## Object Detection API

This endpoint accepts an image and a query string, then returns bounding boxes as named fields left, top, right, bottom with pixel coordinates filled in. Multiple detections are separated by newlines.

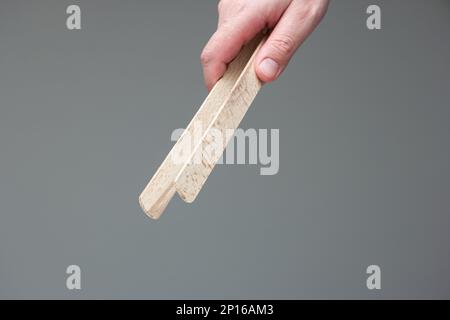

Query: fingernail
left=259, top=58, right=279, bottom=79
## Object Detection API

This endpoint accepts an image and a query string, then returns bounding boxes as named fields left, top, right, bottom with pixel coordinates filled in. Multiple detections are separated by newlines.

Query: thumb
left=255, top=0, right=328, bottom=83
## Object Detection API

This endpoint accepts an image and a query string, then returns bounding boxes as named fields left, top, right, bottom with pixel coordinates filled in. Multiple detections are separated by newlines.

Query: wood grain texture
left=139, top=33, right=266, bottom=219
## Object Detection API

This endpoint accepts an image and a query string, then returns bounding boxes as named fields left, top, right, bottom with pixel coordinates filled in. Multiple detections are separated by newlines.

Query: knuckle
left=200, top=48, right=212, bottom=65
left=219, top=0, right=247, bottom=16
left=301, top=0, right=328, bottom=22
left=269, top=34, right=296, bottom=57
left=308, top=4, right=325, bottom=21
left=217, top=0, right=226, bottom=12
left=218, top=0, right=234, bottom=14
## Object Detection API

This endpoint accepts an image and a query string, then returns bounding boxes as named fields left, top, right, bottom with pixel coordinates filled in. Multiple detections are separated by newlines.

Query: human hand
left=201, top=0, right=329, bottom=91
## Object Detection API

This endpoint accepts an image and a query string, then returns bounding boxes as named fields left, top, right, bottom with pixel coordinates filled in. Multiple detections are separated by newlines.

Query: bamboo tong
left=139, top=33, right=267, bottom=219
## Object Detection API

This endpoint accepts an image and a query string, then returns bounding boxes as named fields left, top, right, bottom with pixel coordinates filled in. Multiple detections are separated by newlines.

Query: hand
left=201, top=0, right=329, bottom=91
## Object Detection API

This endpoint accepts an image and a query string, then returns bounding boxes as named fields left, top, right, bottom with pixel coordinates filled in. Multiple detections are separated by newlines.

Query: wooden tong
left=139, top=33, right=267, bottom=219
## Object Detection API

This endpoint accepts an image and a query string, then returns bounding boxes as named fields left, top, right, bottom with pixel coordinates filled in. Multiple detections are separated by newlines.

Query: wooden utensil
left=139, top=33, right=267, bottom=219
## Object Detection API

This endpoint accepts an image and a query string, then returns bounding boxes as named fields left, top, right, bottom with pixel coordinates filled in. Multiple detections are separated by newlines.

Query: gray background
left=0, top=0, right=449, bottom=299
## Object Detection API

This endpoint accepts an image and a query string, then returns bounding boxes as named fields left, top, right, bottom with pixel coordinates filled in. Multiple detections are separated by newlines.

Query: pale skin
left=201, top=0, right=330, bottom=91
